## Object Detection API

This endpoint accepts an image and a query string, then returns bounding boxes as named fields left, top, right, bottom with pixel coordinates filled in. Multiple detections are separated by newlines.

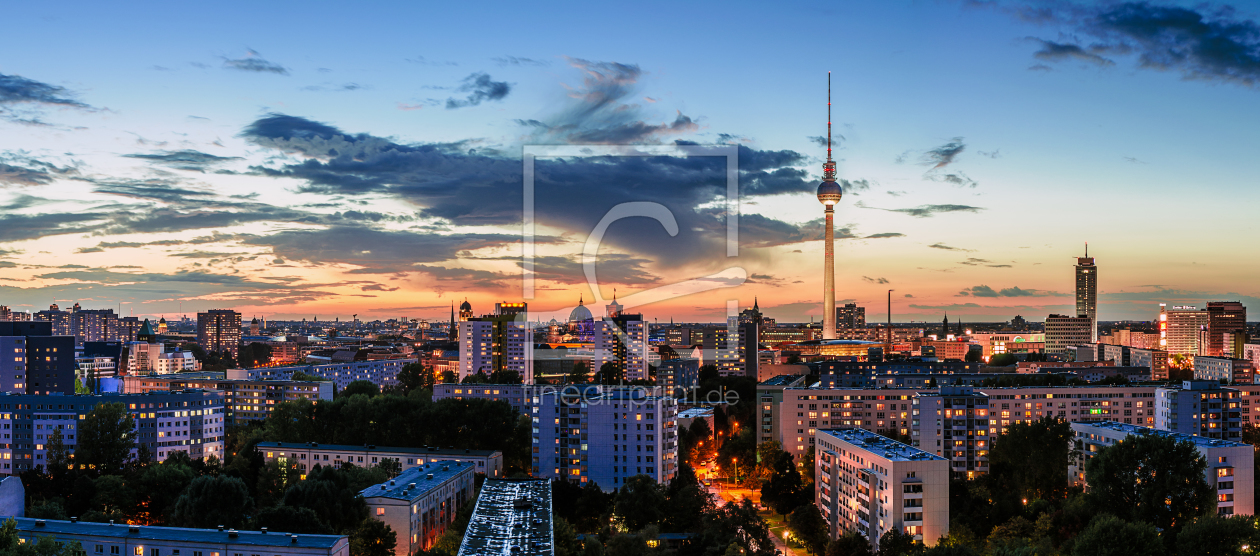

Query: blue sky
left=1, top=0, right=1258, bottom=323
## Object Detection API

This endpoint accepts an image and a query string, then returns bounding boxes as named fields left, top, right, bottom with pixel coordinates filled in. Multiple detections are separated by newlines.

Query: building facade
left=836, top=303, right=866, bottom=330
left=361, top=462, right=476, bottom=555
left=1070, top=421, right=1253, bottom=516
left=432, top=383, right=527, bottom=414
left=1075, top=250, right=1098, bottom=343
left=259, top=442, right=503, bottom=478
left=1155, top=381, right=1241, bottom=440
left=0, top=322, right=75, bottom=395
left=196, top=310, right=242, bottom=360
left=913, top=387, right=990, bottom=480
left=815, top=428, right=948, bottom=549
left=1194, top=356, right=1254, bottom=385
left=232, top=359, right=414, bottom=390
left=1206, top=302, right=1248, bottom=358
left=458, top=304, right=532, bottom=382
left=530, top=387, right=678, bottom=491
left=1164, top=305, right=1210, bottom=356
left=121, top=374, right=332, bottom=425
left=5, top=519, right=348, bottom=556
left=1044, top=315, right=1093, bottom=355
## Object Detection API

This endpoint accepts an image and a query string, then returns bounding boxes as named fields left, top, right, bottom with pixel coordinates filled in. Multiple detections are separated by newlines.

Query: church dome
left=459, top=299, right=472, bottom=312
left=569, top=303, right=593, bottom=322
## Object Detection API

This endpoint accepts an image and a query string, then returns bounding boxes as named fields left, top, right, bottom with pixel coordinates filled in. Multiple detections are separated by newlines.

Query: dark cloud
left=123, top=150, right=241, bottom=171
left=240, top=114, right=820, bottom=268
left=807, top=134, right=846, bottom=147
left=862, top=276, right=890, bottom=284
left=515, top=254, right=658, bottom=286
left=0, top=73, right=92, bottom=110
left=301, top=83, right=365, bottom=92
left=223, top=50, right=289, bottom=75
left=0, top=154, right=77, bottom=186
left=361, top=284, right=400, bottom=292
left=1017, top=2, right=1260, bottom=87
left=865, top=233, right=904, bottom=239
left=841, top=178, right=873, bottom=195
left=0, top=212, right=104, bottom=242
left=1032, top=39, right=1115, bottom=66
left=515, top=58, right=699, bottom=143
left=925, top=172, right=978, bottom=188
left=241, top=226, right=526, bottom=275
left=921, top=138, right=966, bottom=169
left=959, top=285, right=1068, bottom=298
left=929, top=243, right=969, bottom=251
left=492, top=56, right=550, bottom=67
left=445, top=73, right=511, bottom=109
left=860, top=202, right=985, bottom=218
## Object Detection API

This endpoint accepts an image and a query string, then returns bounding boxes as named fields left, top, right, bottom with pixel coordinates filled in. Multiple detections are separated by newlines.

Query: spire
left=753, top=297, right=759, bottom=310
left=579, top=294, right=584, bottom=305
left=823, top=72, right=837, bottom=183
left=1085, top=242, right=1088, bottom=258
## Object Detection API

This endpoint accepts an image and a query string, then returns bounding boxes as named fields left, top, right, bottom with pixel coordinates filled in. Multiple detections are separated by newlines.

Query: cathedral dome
left=569, top=303, right=593, bottom=322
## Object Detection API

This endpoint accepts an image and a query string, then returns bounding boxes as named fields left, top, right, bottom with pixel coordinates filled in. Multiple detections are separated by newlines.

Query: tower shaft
left=823, top=205, right=836, bottom=340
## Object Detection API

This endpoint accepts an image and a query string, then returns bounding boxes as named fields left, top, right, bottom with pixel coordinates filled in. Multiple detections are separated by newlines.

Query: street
left=703, top=481, right=803, bottom=556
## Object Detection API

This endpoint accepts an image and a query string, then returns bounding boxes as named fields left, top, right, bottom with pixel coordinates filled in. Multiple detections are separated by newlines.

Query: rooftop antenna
left=1085, top=242, right=1088, bottom=258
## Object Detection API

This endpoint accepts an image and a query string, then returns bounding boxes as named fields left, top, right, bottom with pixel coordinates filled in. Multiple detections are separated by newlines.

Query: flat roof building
left=3, top=518, right=348, bottom=556
left=815, top=429, right=948, bottom=550
left=1155, top=381, right=1241, bottom=440
left=1071, top=421, right=1253, bottom=516
left=458, top=479, right=553, bottom=556
left=360, top=462, right=476, bottom=555
left=257, top=442, right=503, bottom=479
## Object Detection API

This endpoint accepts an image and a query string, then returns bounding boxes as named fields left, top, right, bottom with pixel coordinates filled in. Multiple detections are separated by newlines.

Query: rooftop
left=258, top=441, right=500, bottom=457
left=8, top=518, right=345, bottom=548
left=360, top=461, right=473, bottom=500
left=819, top=428, right=946, bottom=462
left=760, top=374, right=805, bottom=386
left=1073, top=421, right=1250, bottom=449
left=677, top=408, right=714, bottom=419
left=458, top=479, right=553, bottom=556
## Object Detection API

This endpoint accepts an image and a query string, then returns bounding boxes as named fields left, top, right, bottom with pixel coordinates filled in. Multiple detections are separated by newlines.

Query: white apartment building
left=593, top=317, right=648, bottom=382
left=458, top=315, right=532, bottom=383
left=816, top=428, right=949, bottom=549
left=360, top=462, right=476, bottom=555
left=1071, top=421, right=1253, bottom=516
left=913, top=387, right=991, bottom=479
left=1194, top=356, right=1254, bottom=385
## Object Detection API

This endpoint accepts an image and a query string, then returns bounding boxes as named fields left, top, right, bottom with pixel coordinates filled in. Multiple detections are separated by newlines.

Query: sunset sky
left=1, top=0, right=1258, bottom=324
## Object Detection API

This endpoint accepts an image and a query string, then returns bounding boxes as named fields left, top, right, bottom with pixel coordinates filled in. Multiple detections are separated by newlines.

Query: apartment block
left=121, top=374, right=333, bottom=425
left=530, top=386, right=677, bottom=491
left=1045, top=315, right=1093, bottom=355
left=815, top=428, right=948, bottom=549
left=232, top=359, right=414, bottom=390
left=196, top=310, right=241, bottom=360
left=1156, top=381, right=1241, bottom=439
left=6, top=519, right=348, bottom=556
left=0, top=321, right=75, bottom=395
left=258, top=441, right=504, bottom=478
left=1071, top=421, right=1253, bottom=516
left=1194, top=356, right=1254, bottom=385
left=772, top=385, right=1159, bottom=464
left=913, top=387, right=990, bottom=479
left=0, top=390, right=225, bottom=473
left=360, top=462, right=476, bottom=555
left=433, top=383, right=527, bottom=414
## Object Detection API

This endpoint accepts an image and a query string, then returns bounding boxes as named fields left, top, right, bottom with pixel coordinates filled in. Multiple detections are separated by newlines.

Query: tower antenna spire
left=824, top=72, right=836, bottom=182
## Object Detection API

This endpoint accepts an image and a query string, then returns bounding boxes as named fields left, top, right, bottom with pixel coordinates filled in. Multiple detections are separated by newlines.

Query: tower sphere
left=817, top=181, right=843, bottom=205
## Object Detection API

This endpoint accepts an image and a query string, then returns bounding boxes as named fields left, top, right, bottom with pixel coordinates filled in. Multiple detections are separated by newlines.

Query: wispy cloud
left=223, top=50, right=289, bottom=75
left=859, top=201, right=985, bottom=218
left=959, top=285, right=1065, bottom=297
left=492, top=56, right=550, bottom=67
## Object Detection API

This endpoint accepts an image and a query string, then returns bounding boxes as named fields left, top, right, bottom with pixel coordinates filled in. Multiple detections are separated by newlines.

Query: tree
left=291, top=371, right=330, bottom=382
left=826, top=532, right=873, bottom=556
left=440, top=370, right=458, bottom=384
left=596, top=362, right=623, bottom=385
left=614, top=474, right=666, bottom=531
left=254, top=505, right=332, bottom=534
left=1084, top=433, right=1213, bottom=533
left=135, top=460, right=197, bottom=523
left=45, top=428, right=69, bottom=479
left=567, top=363, right=590, bottom=384
left=877, top=529, right=923, bottom=556
left=789, top=503, right=830, bottom=555
left=699, top=364, right=720, bottom=383
left=572, top=480, right=614, bottom=533
left=1069, top=514, right=1163, bottom=556
left=1174, top=513, right=1258, bottom=556
left=488, top=369, right=522, bottom=384
left=239, top=342, right=274, bottom=368
left=77, top=403, right=136, bottom=474
left=553, top=517, right=582, bottom=556
left=284, top=466, right=370, bottom=533
left=171, top=475, right=254, bottom=529
left=760, top=441, right=808, bottom=515
left=340, top=380, right=380, bottom=398
left=396, top=363, right=431, bottom=394
left=988, top=416, right=1076, bottom=503
left=663, top=464, right=712, bottom=532
left=349, top=519, right=397, bottom=556
left=988, top=353, right=1018, bottom=367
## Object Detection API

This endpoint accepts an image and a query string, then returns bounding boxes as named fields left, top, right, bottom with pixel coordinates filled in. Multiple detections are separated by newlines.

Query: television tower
left=818, top=72, right=844, bottom=340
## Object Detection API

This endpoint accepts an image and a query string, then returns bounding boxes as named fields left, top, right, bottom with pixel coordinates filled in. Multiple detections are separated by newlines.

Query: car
left=703, top=480, right=711, bottom=487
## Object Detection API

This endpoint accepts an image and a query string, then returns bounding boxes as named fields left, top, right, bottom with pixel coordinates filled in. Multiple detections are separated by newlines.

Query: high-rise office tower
left=197, top=309, right=242, bottom=360
left=1206, top=301, right=1247, bottom=358
left=817, top=74, right=843, bottom=340
left=1164, top=305, right=1211, bottom=355
left=1045, top=314, right=1093, bottom=354
left=1075, top=245, right=1098, bottom=342
left=836, top=303, right=866, bottom=329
